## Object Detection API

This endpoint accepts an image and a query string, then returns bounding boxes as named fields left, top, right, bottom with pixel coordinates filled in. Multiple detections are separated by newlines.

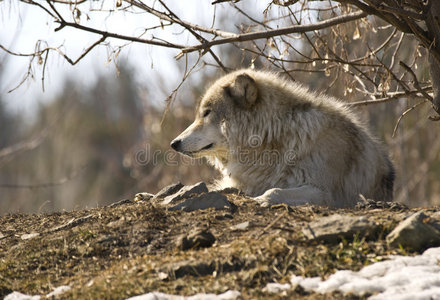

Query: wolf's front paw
left=253, top=188, right=282, bottom=207
left=134, top=192, right=154, bottom=202
left=253, top=195, right=270, bottom=207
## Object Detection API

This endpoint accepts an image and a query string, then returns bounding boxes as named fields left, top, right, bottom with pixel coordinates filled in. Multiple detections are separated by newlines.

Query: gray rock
left=162, top=260, right=214, bottom=278
left=49, top=214, right=93, bottom=233
left=302, top=214, right=378, bottom=243
left=215, top=187, right=241, bottom=195
left=386, top=211, right=440, bottom=251
left=153, top=182, right=184, bottom=199
left=162, top=181, right=208, bottom=205
left=161, top=258, right=244, bottom=279
left=134, top=192, right=154, bottom=202
left=169, top=192, right=231, bottom=212
left=177, top=229, right=216, bottom=250
left=108, top=198, right=132, bottom=207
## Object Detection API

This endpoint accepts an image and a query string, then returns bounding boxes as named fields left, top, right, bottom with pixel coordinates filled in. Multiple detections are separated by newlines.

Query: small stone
left=153, top=182, right=184, bottom=199
left=158, top=272, right=168, bottom=280
left=21, top=233, right=40, bottom=240
left=215, top=213, right=234, bottom=220
left=169, top=192, right=231, bottom=212
left=230, top=221, right=250, bottom=231
left=163, top=182, right=208, bottom=205
left=386, top=211, right=440, bottom=251
left=106, top=216, right=125, bottom=228
left=134, top=192, right=154, bottom=202
left=302, top=214, right=378, bottom=243
left=177, top=229, right=216, bottom=250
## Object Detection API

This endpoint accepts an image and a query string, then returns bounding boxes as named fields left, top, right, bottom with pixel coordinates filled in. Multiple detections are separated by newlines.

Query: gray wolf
left=170, top=69, right=394, bottom=207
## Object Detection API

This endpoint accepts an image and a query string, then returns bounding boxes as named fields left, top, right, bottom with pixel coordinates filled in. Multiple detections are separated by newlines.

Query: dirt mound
left=0, top=192, right=435, bottom=299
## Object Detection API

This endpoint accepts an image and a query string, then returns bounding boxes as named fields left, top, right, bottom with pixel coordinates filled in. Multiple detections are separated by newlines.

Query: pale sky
left=0, top=1, right=248, bottom=115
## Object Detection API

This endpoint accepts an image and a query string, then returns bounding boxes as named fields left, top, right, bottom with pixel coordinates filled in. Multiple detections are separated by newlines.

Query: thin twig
left=256, top=210, right=288, bottom=239
left=160, top=54, right=203, bottom=125
left=157, top=0, right=227, bottom=71
left=350, top=28, right=398, bottom=63
left=392, top=100, right=427, bottom=137
left=127, top=0, right=238, bottom=39
left=49, top=0, right=87, bottom=4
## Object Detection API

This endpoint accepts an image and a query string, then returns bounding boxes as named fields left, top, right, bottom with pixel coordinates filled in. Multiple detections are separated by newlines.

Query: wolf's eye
left=202, top=109, right=211, bottom=118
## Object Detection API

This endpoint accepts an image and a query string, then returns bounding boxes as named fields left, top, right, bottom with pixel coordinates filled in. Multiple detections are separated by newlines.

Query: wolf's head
left=170, top=71, right=259, bottom=161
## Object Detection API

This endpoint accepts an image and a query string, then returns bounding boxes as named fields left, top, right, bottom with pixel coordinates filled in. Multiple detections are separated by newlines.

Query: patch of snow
left=46, top=285, right=71, bottom=298
left=126, top=290, right=240, bottom=300
left=288, top=247, right=440, bottom=299
left=5, top=285, right=71, bottom=300
left=4, top=292, right=40, bottom=300
left=262, top=283, right=291, bottom=294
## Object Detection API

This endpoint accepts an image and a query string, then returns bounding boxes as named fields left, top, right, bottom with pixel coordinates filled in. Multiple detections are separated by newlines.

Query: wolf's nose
left=170, top=139, right=181, bottom=151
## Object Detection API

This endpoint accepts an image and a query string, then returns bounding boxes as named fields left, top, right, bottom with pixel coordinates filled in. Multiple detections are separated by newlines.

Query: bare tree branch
left=0, top=165, right=86, bottom=189
left=350, top=88, right=433, bottom=106
left=0, top=128, right=49, bottom=161
left=54, top=19, right=185, bottom=49
left=178, top=10, right=367, bottom=55
left=377, top=3, right=424, bottom=20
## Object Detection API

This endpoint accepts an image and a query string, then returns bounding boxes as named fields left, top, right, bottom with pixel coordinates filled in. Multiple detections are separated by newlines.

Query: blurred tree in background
left=1, top=0, right=440, bottom=213
left=0, top=64, right=219, bottom=213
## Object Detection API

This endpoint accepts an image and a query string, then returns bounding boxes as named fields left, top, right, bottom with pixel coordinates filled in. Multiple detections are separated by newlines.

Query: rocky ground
left=1, top=183, right=440, bottom=299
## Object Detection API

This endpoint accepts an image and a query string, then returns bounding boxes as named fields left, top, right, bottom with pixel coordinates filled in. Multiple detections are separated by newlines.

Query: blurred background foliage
left=0, top=60, right=222, bottom=214
left=1, top=2, right=440, bottom=214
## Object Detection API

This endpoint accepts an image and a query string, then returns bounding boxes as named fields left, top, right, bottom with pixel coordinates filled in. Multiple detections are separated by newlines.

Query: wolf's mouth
left=181, top=143, right=214, bottom=157
left=201, top=143, right=214, bottom=151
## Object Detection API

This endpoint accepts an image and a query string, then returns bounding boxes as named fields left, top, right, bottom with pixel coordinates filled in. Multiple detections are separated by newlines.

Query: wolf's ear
left=226, top=74, right=258, bottom=108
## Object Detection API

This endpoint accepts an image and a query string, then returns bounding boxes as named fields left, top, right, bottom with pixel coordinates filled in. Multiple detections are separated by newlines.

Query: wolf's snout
left=170, top=139, right=181, bottom=151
